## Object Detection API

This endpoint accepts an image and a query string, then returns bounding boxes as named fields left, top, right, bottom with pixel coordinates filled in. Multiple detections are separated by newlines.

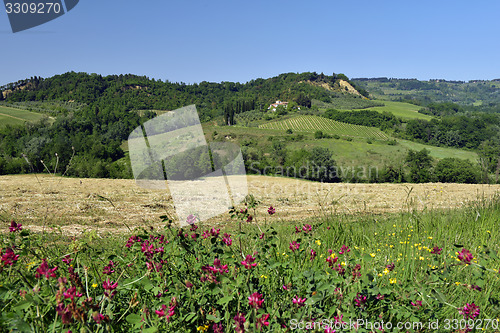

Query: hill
left=1, top=72, right=374, bottom=122
left=0, top=71, right=498, bottom=184
left=352, top=77, right=500, bottom=112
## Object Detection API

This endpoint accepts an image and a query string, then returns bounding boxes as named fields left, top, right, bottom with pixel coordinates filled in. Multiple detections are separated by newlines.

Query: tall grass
left=1, top=195, right=499, bottom=332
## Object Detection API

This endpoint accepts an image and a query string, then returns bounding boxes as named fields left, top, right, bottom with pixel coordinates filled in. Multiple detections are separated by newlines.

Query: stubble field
left=1, top=174, right=499, bottom=235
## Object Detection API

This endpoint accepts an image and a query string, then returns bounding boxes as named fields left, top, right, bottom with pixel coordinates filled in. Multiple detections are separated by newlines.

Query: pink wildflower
left=222, top=233, right=232, bottom=246
left=339, top=245, right=350, bottom=254
left=9, top=220, right=22, bottom=233
left=292, top=296, right=306, bottom=307
left=457, top=248, right=474, bottom=263
left=354, top=293, right=367, bottom=307
left=102, top=279, right=118, bottom=299
left=186, top=214, right=198, bottom=225
left=257, top=314, right=270, bottom=330
left=1, top=247, right=20, bottom=266
left=411, top=300, right=423, bottom=310
left=234, top=313, right=246, bottom=333
left=35, top=259, right=58, bottom=279
left=430, top=246, right=442, bottom=254
left=459, top=303, right=480, bottom=319
left=289, top=241, right=300, bottom=252
left=241, top=254, right=257, bottom=269
left=102, top=260, right=115, bottom=275
left=63, top=286, right=82, bottom=300
left=212, top=323, right=224, bottom=333
left=248, top=292, right=264, bottom=309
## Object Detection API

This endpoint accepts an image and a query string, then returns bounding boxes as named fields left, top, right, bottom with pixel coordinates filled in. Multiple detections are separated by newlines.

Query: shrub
left=434, top=158, right=480, bottom=183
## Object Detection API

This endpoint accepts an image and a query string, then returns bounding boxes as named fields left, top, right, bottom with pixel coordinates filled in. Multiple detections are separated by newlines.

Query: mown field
left=1, top=174, right=500, bottom=332
left=0, top=105, right=46, bottom=127
left=1, top=174, right=498, bottom=234
left=258, top=115, right=390, bottom=140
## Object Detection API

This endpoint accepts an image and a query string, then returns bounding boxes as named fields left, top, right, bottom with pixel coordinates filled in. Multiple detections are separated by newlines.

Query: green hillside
left=0, top=105, right=46, bottom=127
left=202, top=123, right=478, bottom=170
left=352, top=78, right=500, bottom=112
left=352, top=101, right=432, bottom=120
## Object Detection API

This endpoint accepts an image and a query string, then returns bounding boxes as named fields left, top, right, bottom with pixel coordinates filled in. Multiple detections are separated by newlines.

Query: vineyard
left=259, top=115, right=390, bottom=139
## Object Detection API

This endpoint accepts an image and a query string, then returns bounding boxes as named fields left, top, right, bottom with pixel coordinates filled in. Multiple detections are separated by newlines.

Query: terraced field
left=259, top=115, right=390, bottom=139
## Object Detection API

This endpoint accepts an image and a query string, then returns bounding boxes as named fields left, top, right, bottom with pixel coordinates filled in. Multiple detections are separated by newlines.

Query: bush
left=386, top=139, right=397, bottom=146
left=434, top=158, right=480, bottom=183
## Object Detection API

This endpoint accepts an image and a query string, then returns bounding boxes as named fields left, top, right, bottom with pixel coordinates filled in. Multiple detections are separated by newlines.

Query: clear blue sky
left=1, top=0, right=500, bottom=86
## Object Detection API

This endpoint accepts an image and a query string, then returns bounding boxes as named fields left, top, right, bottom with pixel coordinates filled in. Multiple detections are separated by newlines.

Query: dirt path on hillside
left=1, top=174, right=499, bottom=235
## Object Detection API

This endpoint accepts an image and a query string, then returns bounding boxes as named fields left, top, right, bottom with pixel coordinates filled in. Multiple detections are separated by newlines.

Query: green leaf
left=126, top=313, right=142, bottom=324
left=206, top=314, right=220, bottom=322
left=13, top=300, right=32, bottom=312
left=143, top=328, right=158, bottom=333
left=431, top=289, right=447, bottom=303
left=217, top=295, right=233, bottom=305
left=184, top=312, right=197, bottom=322
left=317, top=283, right=330, bottom=292
left=142, top=278, right=153, bottom=291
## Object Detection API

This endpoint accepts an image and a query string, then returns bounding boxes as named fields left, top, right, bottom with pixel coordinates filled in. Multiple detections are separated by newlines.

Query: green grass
left=286, top=137, right=478, bottom=168
left=258, top=115, right=390, bottom=140
left=353, top=101, right=433, bottom=120
left=398, top=139, right=478, bottom=161
left=0, top=105, right=46, bottom=127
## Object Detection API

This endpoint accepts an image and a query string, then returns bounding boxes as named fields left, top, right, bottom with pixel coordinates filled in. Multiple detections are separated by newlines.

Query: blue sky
left=1, top=1, right=500, bottom=86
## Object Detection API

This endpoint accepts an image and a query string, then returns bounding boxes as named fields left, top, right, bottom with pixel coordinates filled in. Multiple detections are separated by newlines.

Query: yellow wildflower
left=197, top=325, right=210, bottom=331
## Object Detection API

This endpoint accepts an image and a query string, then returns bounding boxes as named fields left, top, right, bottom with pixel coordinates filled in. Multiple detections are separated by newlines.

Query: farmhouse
left=268, top=100, right=289, bottom=111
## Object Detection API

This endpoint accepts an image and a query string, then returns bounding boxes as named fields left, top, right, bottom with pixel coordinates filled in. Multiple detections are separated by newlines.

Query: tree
left=307, top=147, right=340, bottom=182
left=314, top=130, right=324, bottom=139
left=405, top=149, right=434, bottom=183
left=295, top=94, right=311, bottom=108
left=272, top=141, right=287, bottom=166
left=434, top=158, right=479, bottom=183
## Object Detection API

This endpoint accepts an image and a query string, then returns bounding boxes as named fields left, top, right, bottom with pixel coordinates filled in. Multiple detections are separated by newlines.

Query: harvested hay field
left=1, top=174, right=499, bottom=235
